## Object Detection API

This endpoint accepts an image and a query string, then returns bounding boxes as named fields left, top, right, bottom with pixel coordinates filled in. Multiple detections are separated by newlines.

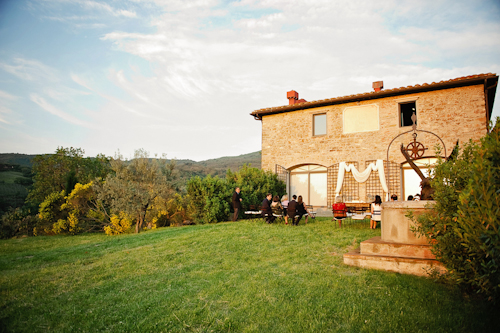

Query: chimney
left=373, top=81, right=384, bottom=92
left=287, top=90, right=299, bottom=105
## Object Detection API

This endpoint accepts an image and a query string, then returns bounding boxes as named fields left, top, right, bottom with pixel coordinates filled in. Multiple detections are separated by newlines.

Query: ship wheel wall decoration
left=405, top=133, right=428, bottom=159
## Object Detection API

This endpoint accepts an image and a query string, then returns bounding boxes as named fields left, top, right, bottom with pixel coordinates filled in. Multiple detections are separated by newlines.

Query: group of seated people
left=332, top=195, right=382, bottom=229
left=261, top=194, right=314, bottom=225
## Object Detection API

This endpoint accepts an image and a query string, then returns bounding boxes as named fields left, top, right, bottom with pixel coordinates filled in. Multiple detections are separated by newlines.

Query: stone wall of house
left=260, top=84, right=487, bottom=203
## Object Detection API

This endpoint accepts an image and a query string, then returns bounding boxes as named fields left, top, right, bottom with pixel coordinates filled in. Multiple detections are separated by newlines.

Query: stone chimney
left=373, top=81, right=384, bottom=92
left=287, top=90, right=306, bottom=105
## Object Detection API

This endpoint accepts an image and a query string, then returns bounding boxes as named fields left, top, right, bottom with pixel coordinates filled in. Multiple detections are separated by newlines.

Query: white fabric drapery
left=335, top=159, right=388, bottom=197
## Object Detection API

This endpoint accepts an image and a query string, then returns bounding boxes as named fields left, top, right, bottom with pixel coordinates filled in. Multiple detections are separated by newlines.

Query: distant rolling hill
left=0, top=151, right=261, bottom=178
left=0, top=153, right=37, bottom=167
left=172, top=151, right=261, bottom=188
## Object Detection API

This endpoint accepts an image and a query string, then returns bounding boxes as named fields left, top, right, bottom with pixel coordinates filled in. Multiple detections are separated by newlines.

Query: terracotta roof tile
left=251, top=73, right=498, bottom=118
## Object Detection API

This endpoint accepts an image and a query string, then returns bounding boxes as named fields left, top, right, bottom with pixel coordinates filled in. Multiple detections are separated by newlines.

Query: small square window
left=313, top=114, right=327, bottom=136
left=400, top=102, right=416, bottom=127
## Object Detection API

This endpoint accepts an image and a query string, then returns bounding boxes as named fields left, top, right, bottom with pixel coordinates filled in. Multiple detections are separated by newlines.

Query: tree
left=27, top=147, right=111, bottom=206
left=412, top=118, right=500, bottom=302
left=99, top=149, right=177, bottom=233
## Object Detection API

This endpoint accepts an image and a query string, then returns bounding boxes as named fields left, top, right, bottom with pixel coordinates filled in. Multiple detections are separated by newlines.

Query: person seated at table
left=261, top=193, right=275, bottom=223
left=271, top=195, right=283, bottom=217
left=370, top=195, right=382, bottom=229
left=407, top=195, right=414, bottom=201
left=281, top=195, right=289, bottom=224
left=296, top=195, right=312, bottom=225
left=287, top=195, right=298, bottom=225
left=391, top=194, right=398, bottom=201
left=332, top=197, right=347, bottom=227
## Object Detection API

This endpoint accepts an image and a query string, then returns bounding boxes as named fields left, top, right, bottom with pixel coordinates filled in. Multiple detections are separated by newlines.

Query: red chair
left=332, top=202, right=347, bottom=227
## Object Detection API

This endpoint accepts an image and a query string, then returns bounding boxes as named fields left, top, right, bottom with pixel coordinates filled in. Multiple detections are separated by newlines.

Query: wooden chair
left=332, top=202, right=347, bottom=227
left=306, top=205, right=316, bottom=218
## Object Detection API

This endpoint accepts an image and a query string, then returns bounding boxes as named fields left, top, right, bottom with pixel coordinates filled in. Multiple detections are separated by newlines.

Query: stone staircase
left=343, top=236, right=445, bottom=276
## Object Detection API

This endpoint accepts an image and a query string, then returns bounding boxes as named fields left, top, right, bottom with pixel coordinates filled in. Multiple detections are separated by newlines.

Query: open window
left=400, top=101, right=416, bottom=127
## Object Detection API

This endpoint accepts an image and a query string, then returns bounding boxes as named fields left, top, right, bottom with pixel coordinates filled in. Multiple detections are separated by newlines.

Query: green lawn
left=0, top=218, right=497, bottom=332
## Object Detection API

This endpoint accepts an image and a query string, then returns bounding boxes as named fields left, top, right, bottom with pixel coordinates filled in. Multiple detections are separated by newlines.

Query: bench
left=244, top=205, right=262, bottom=219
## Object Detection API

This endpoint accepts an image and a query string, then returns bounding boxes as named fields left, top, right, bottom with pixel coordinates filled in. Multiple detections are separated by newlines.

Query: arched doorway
left=402, top=157, right=438, bottom=199
left=289, top=164, right=327, bottom=207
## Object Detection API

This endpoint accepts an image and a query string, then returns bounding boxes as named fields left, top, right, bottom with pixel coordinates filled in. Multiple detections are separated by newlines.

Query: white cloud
left=0, top=90, right=20, bottom=124
left=0, top=58, right=57, bottom=82
left=71, top=72, right=149, bottom=117
left=0, top=106, right=12, bottom=124
left=30, top=94, right=94, bottom=128
left=77, top=0, right=137, bottom=18
left=0, top=90, right=19, bottom=101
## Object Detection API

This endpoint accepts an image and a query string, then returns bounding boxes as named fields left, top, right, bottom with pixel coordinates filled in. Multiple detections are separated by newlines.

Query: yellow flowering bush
left=104, top=212, right=133, bottom=235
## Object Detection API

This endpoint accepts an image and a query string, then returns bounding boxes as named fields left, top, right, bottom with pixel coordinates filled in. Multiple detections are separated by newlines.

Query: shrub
left=187, top=175, right=231, bottom=224
left=104, top=212, right=133, bottom=235
left=413, top=118, right=500, bottom=302
left=186, top=166, right=286, bottom=223
left=149, top=193, right=190, bottom=228
left=226, top=164, right=286, bottom=215
left=0, top=208, right=38, bottom=238
left=52, top=212, right=81, bottom=235
left=37, top=191, right=66, bottom=235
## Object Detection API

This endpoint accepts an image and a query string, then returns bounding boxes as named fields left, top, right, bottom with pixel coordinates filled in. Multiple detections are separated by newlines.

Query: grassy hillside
left=0, top=218, right=496, bottom=332
left=0, top=153, right=37, bottom=167
left=0, top=171, right=25, bottom=184
left=0, top=171, right=30, bottom=212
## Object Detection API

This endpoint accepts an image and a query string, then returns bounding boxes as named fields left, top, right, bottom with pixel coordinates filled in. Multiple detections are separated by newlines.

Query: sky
left=0, top=0, right=499, bottom=161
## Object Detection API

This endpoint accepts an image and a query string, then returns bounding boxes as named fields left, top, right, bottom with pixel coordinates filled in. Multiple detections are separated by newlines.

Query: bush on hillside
left=0, top=207, right=38, bottom=239
left=187, top=175, right=231, bottom=224
left=412, top=118, right=500, bottom=302
left=226, top=164, right=286, bottom=213
left=187, top=166, right=286, bottom=223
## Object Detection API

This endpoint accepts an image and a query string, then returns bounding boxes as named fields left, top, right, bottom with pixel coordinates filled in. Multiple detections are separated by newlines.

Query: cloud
left=0, top=106, right=12, bottom=124
left=71, top=73, right=147, bottom=116
left=0, top=90, right=19, bottom=124
left=78, top=0, right=137, bottom=18
left=0, top=90, right=19, bottom=101
left=0, top=58, right=57, bottom=82
left=30, top=94, right=94, bottom=128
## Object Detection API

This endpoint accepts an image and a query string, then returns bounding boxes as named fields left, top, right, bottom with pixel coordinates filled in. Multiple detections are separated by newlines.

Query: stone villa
left=250, top=73, right=498, bottom=211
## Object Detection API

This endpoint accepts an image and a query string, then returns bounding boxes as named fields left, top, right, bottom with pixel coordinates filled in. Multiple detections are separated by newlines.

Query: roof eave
left=251, top=74, right=499, bottom=119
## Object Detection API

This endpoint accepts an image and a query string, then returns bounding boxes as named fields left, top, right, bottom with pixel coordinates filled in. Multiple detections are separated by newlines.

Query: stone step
left=343, top=248, right=445, bottom=277
left=360, top=236, right=435, bottom=259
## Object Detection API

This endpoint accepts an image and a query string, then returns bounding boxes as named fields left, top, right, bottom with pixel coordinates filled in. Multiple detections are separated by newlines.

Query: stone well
left=343, top=200, right=446, bottom=276
left=381, top=200, right=433, bottom=245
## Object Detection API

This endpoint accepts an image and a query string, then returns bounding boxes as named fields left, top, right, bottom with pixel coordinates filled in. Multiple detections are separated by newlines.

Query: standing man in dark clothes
left=232, top=187, right=242, bottom=221
left=287, top=195, right=298, bottom=225
left=261, top=193, right=275, bottom=223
